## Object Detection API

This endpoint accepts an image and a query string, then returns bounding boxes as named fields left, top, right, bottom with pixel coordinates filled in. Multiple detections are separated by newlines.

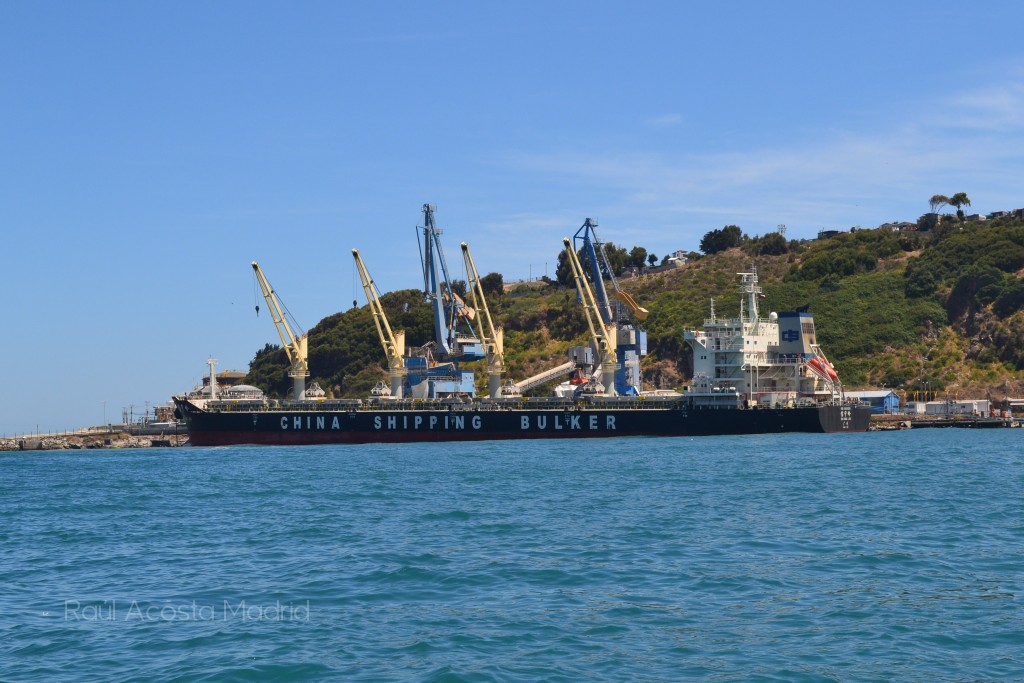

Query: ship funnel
left=776, top=311, right=816, bottom=356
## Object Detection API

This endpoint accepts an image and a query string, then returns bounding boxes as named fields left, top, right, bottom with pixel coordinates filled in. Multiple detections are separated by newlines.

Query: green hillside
left=247, top=214, right=1024, bottom=401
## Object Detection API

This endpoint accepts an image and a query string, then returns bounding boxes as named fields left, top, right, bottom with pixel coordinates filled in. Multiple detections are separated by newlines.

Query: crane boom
left=251, top=261, right=309, bottom=399
left=460, top=241, right=505, bottom=398
left=562, top=237, right=618, bottom=396
left=613, top=290, right=650, bottom=320
left=574, top=217, right=649, bottom=322
left=571, top=218, right=647, bottom=395
left=575, top=218, right=614, bottom=325
left=419, top=204, right=483, bottom=362
left=352, top=249, right=406, bottom=399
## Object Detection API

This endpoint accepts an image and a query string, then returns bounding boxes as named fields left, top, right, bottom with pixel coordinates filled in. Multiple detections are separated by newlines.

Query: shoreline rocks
left=0, top=433, right=189, bottom=452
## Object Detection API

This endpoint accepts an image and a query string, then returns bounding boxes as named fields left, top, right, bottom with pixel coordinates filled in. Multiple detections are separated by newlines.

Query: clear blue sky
left=3, top=2, right=1024, bottom=435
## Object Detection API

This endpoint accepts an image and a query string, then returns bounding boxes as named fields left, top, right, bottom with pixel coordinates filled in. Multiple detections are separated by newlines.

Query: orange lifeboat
left=808, top=356, right=839, bottom=381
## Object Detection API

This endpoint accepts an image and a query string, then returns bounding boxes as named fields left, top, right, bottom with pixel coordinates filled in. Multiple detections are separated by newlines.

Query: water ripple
left=1, top=430, right=1022, bottom=681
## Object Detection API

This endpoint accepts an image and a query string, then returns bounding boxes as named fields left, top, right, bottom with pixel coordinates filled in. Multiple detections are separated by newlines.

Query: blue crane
left=405, top=204, right=484, bottom=398
left=571, top=218, right=648, bottom=395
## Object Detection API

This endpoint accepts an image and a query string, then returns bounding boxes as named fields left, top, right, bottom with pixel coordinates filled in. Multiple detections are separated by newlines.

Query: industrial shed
left=845, top=390, right=901, bottom=414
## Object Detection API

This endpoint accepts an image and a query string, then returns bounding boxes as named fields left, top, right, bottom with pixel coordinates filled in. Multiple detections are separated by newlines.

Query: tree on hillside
left=699, top=225, right=745, bottom=255
left=629, top=246, right=648, bottom=269
left=757, top=231, right=789, bottom=256
left=446, top=279, right=467, bottom=299
left=555, top=247, right=576, bottom=287
left=917, top=213, right=939, bottom=232
left=480, top=272, right=504, bottom=300
left=929, top=194, right=950, bottom=214
left=647, top=253, right=658, bottom=267
left=556, top=237, right=650, bottom=285
left=600, top=241, right=629, bottom=275
left=950, top=192, right=971, bottom=219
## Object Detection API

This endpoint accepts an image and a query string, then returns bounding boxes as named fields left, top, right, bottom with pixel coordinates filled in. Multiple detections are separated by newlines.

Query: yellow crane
left=562, top=237, right=618, bottom=396
left=460, top=242, right=505, bottom=398
left=613, top=289, right=649, bottom=321
left=352, top=249, right=406, bottom=398
left=251, top=261, right=310, bottom=400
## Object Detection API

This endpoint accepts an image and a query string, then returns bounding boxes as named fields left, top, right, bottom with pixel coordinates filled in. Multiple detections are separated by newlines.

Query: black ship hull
left=174, top=397, right=871, bottom=446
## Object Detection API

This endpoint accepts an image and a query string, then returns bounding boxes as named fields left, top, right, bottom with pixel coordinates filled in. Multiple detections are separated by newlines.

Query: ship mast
left=207, top=358, right=218, bottom=400
left=738, top=267, right=762, bottom=327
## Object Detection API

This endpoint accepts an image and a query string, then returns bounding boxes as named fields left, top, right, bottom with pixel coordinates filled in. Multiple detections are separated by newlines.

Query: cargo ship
left=174, top=393, right=866, bottom=446
left=173, top=210, right=871, bottom=445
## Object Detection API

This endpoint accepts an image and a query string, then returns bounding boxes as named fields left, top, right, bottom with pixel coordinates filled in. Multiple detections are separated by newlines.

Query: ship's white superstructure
left=684, top=269, right=841, bottom=407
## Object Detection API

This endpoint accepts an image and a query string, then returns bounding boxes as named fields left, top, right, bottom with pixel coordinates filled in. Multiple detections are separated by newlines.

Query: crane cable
left=253, top=269, right=260, bottom=317
left=252, top=264, right=305, bottom=336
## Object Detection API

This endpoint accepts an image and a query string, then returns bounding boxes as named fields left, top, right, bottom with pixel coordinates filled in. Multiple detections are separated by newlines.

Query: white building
left=923, top=400, right=990, bottom=416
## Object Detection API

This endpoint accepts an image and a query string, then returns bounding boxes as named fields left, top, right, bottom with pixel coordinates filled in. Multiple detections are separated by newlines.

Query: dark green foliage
left=904, top=223, right=1024, bottom=307
left=905, top=267, right=938, bottom=298
left=755, top=232, right=788, bottom=256
left=628, top=246, right=648, bottom=268
left=880, top=367, right=915, bottom=388
left=799, top=272, right=947, bottom=370
left=555, top=240, right=634, bottom=288
left=448, top=279, right=467, bottom=299
left=897, top=231, right=923, bottom=252
left=766, top=269, right=947, bottom=385
left=784, top=229, right=913, bottom=282
left=792, top=250, right=877, bottom=280
left=947, top=265, right=1004, bottom=320
left=480, top=272, right=504, bottom=300
left=555, top=249, right=573, bottom=286
left=990, top=317, right=1024, bottom=368
left=994, top=280, right=1024, bottom=318
left=247, top=343, right=289, bottom=396
left=598, top=241, right=629, bottom=275
left=917, top=214, right=939, bottom=231
left=545, top=291, right=588, bottom=341
left=699, top=225, right=745, bottom=255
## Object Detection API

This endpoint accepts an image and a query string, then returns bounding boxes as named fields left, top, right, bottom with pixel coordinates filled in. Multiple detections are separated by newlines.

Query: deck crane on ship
left=352, top=249, right=406, bottom=399
left=251, top=261, right=310, bottom=400
left=563, top=236, right=618, bottom=397
left=570, top=219, right=648, bottom=395
left=409, top=204, right=485, bottom=399
left=461, top=241, right=512, bottom=399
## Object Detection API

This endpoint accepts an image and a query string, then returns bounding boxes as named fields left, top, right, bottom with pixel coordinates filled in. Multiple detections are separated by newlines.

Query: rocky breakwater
left=0, top=432, right=188, bottom=452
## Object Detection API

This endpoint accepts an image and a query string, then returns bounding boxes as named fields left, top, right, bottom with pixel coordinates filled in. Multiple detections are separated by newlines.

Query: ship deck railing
left=186, top=393, right=861, bottom=415
left=195, top=394, right=694, bottom=413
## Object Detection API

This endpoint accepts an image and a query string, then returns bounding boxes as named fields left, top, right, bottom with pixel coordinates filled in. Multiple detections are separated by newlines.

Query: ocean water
left=1, top=430, right=1022, bottom=682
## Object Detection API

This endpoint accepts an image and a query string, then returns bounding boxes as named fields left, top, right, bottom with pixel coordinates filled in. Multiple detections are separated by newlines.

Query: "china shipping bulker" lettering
left=276, top=413, right=618, bottom=432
